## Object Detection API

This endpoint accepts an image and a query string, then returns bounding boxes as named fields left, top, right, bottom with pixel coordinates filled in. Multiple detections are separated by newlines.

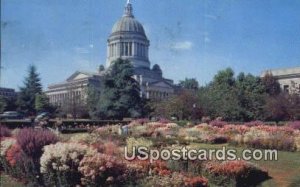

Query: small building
left=261, top=67, right=300, bottom=94
left=0, top=87, right=17, bottom=99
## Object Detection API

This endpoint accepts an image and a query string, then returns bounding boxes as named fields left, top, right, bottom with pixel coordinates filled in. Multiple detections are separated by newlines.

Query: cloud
left=204, top=14, right=218, bottom=20
left=204, top=36, right=211, bottom=43
left=74, top=46, right=90, bottom=54
left=171, top=41, right=193, bottom=50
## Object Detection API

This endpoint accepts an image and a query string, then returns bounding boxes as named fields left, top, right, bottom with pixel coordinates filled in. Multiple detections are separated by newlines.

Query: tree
left=236, top=73, right=266, bottom=121
left=17, top=65, right=42, bottom=115
left=86, top=85, right=101, bottom=119
left=208, top=68, right=242, bottom=121
left=98, top=58, right=142, bottom=119
left=261, top=73, right=281, bottom=96
left=35, top=93, right=51, bottom=113
left=151, top=90, right=202, bottom=120
left=179, top=78, right=199, bottom=90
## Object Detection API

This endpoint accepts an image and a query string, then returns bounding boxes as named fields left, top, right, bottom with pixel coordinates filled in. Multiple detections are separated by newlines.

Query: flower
left=0, top=138, right=16, bottom=156
left=40, top=142, right=97, bottom=173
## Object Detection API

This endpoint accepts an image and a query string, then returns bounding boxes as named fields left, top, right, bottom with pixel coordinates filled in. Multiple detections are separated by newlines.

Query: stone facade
left=261, top=67, right=300, bottom=94
left=46, top=1, right=175, bottom=105
left=46, top=71, right=103, bottom=106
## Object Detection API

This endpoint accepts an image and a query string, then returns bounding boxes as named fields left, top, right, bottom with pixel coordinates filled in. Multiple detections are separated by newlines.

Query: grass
left=190, top=143, right=300, bottom=187
left=0, top=174, right=24, bottom=187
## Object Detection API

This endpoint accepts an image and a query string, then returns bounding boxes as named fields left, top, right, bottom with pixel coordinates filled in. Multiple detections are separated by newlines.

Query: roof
left=261, top=67, right=300, bottom=78
left=111, top=2, right=146, bottom=37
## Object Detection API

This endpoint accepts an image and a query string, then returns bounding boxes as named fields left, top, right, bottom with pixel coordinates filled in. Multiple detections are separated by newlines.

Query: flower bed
left=2, top=120, right=298, bottom=186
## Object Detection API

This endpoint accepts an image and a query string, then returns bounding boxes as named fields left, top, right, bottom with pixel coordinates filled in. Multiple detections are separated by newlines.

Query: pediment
left=149, top=81, right=173, bottom=89
left=66, top=71, right=90, bottom=81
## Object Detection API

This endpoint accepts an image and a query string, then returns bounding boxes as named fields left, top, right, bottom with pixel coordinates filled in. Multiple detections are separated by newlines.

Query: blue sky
left=2, top=0, right=300, bottom=90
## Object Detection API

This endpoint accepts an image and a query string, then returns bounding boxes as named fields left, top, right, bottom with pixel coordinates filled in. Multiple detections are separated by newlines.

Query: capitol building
left=46, top=1, right=175, bottom=106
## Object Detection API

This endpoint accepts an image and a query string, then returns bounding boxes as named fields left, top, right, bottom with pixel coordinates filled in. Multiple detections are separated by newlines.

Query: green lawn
left=0, top=174, right=24, bottom=187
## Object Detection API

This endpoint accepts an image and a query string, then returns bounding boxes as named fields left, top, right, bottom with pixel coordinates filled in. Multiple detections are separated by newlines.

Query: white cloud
left=74, top=47, right=90, bottom=54
left=171, top=41, right=193, bottom=50
left=204, top=36, right=211, bottom=43
left=204, top=14, right=218, bottom=20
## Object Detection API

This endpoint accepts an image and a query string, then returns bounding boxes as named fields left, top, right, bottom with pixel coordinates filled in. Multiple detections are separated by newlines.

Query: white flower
left=0, top=138, right=16, bottom=156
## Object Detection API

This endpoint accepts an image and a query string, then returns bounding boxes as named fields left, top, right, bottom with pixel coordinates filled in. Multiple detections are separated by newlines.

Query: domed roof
left=111, top=17, right=146, bottom=36
left=111, top=2, right=146, bottom=37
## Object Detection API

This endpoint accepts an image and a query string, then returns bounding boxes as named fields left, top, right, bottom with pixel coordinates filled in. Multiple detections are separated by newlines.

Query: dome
left=111, top=16, right=146, bottom=37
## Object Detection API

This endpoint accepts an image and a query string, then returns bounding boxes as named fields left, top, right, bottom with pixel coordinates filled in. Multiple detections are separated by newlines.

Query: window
left=283, top=85, right=289, bottom=93
left=125, top=42, right=128, bottom=56
left=129, top=42, right=132, bottom=56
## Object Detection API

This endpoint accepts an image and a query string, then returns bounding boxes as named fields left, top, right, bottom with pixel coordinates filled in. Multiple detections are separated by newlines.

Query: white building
left=261, top=67, right=300, bottom=94
left=46, top=1, right=175, bottom=106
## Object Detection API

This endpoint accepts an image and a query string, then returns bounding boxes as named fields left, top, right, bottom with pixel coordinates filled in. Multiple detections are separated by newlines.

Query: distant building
left=45, top=70, right=103, bottom=106
left=0, top=87, right=17, bottom=99
left=261, top=67, right=300, bottom=94
left=46, top=1, right=175, bottom=106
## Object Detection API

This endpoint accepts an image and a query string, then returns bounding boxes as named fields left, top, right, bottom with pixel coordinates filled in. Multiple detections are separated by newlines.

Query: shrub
left=79, top=153, right=130, bottom=186
left=6, top=144, right=22, bottom=167
left=0, top=138, right=16, bottom=173
left=209, top=120, right=228, bottom=128
left=288, top=121, right=300, bottom=130
left=167, top=159, right=206, bottom=176
left=207, top=135, right=228, bottom=144
left=203, top=160, right=269, bottom=186
left=139, top=172, right=208, bottom=187
left=0, top=138, right=16, bottom=156
left=91, top=141, right=121, bottom=156
left=0, top=126, right=11, bottom=138
left=40, top=142, right=97, bottom=187
left=244, top=120, right=264, bottom=127
left=184, top=176, right=208, bottom=187
left=126, top=137, right=153, bottom=155
left=16, top=128, right=59, bottom=160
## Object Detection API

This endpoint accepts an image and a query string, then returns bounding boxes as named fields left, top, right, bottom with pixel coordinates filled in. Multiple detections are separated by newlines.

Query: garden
left=1, top=120, right=300, bottom=187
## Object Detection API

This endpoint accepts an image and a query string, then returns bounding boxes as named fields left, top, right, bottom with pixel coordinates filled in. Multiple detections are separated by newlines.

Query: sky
left=1, top=0, right=300, bottom=90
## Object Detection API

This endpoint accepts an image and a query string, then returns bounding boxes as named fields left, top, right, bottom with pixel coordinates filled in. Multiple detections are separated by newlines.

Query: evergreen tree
left=98, top=59, right=142, bottom=119
left=17, top=65, right=42, bottom=115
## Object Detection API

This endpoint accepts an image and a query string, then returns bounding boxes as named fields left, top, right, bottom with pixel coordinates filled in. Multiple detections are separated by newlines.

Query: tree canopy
left=96, top=59, right=143, bottom=119
left=17, top=65, right=43, bottom=115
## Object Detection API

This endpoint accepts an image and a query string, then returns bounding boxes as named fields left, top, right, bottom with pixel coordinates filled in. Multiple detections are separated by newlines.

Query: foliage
left=0, top=126, right=11, bottom=138
left=35, top=93, right=51, bottom=112
left=179, top=78, right=199, bottom=90
left=263, top=93, right=300, bottom=121
left=288, top=121, right=300, bottom=130
left=78, top=153, right=130, bottom=186
left=152, top=90, right=202, bottom=120
left=17, top=65, right=42, bottom=115
left=40, top=142, right=97, bottom=187
left=261, top=73, right=281, bottom=96
left=97, top=58, right=143, bottom=119
left=86, top=85, right=101, bottom=119
left=126, top=137, right=153, bottom=154
left=203, top=160, right=269, bottom=186
left=16, top=128, right=58, bottom=160
left=0, top=138, right=16, bottom=156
